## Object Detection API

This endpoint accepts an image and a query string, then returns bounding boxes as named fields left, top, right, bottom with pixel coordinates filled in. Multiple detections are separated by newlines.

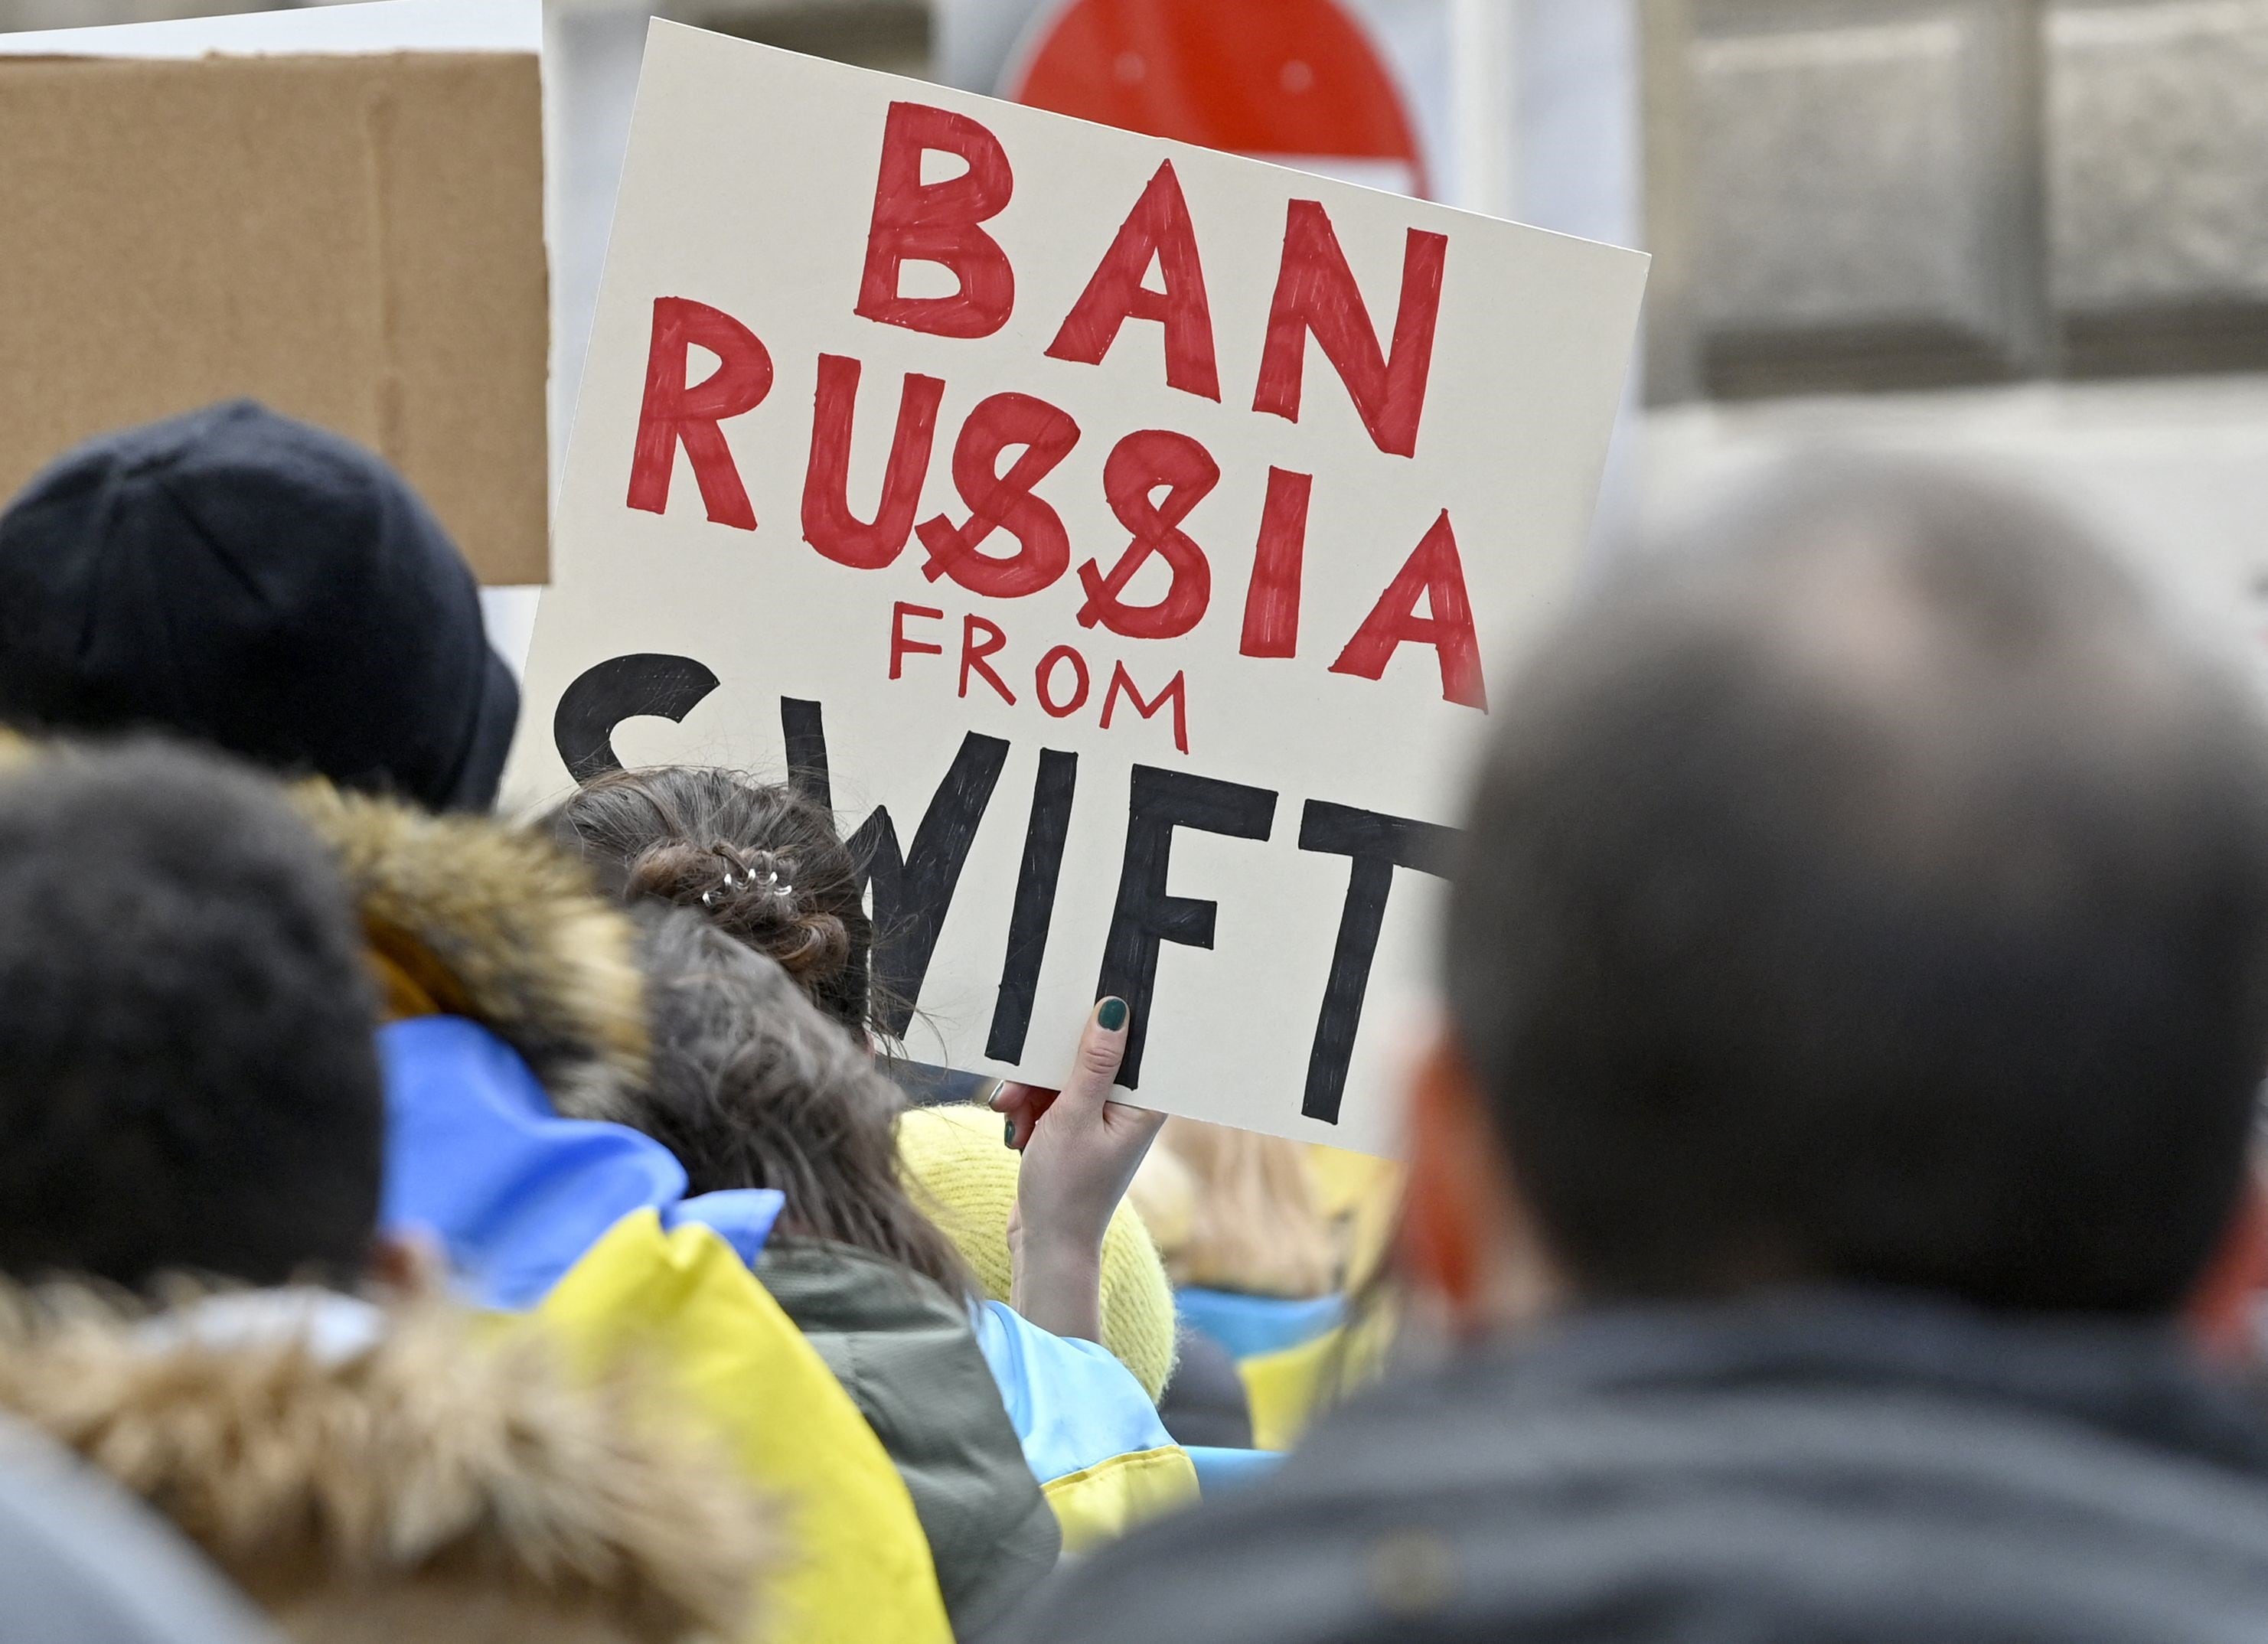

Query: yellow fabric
left=1239, top=1303, right=1397, bottom=1453
left=1039, top=1445, right=1201, bottom=1554
left=1240, top=1328, right=1343, bottom=1453
left=534, top=1212, right=951, bottom=1644
left=1305, top=1145, right=1403, bottom=1288
left=899, top=1104, right=1178, bottom=1400
left=1304, top=1145, right=1398, bottom=1221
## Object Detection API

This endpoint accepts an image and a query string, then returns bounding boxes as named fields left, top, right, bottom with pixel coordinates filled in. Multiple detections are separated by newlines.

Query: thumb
left=1066, top=996, right=1131, bottom=1105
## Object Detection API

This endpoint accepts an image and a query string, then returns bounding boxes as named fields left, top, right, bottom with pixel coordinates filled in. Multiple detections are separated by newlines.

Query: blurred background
left=15, top=0, right=2264, bottom=644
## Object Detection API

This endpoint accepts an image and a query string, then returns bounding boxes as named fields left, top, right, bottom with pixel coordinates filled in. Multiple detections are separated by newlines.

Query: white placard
left=512, top=21, right=1646, bottom=1156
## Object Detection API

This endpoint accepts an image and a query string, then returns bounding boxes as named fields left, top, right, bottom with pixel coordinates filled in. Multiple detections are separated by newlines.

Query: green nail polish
left=1003, top=1117, right=1016, bottom=1148
left=1097, top=997, right=1128, bottom=1032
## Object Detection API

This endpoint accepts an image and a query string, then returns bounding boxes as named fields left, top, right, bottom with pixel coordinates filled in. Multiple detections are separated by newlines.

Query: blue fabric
left=973, top=1300, right=1177, bottom=1486
left=379, top=1017, right=784, bottom=1310
left=1186, top=1446, right=1284, bottom=1496
left=1175, top=1288, right=1344, bottom=1362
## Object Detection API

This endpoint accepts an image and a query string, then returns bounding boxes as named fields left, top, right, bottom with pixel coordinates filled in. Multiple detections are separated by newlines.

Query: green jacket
left=757, top=1236, right=1060, bottom=1638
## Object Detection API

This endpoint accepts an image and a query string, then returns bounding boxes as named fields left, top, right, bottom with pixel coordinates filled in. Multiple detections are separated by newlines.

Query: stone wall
left=1645, top=0, right=2268, bottom=400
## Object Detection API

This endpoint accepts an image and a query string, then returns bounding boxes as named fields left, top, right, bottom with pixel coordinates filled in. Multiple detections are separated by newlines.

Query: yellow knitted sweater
left=897, top=1104, right=1178, bottom=1401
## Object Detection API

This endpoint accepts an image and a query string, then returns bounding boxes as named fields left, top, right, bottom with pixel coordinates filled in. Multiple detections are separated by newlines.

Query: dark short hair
left=0, top=741, right=383, bottom=1288
left=1447, top=457, right=2268, bottom=1313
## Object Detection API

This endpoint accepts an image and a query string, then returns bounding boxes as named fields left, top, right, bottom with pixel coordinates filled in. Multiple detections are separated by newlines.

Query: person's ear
left=2186, top=1158, right=2268, bottom=1361
left=1399, top=1019, right=1561, bottom=1336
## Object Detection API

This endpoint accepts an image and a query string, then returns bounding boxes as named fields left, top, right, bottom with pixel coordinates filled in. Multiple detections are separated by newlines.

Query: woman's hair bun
left=626, top=840, right=850, bottom=983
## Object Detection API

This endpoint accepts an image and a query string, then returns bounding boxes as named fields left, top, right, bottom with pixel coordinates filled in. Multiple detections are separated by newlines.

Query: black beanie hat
left=0, top=400, right=517, bottom=811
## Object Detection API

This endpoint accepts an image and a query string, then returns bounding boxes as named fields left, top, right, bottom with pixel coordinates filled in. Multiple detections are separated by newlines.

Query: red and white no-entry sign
left=1003, top=0, right=1430, bottom=198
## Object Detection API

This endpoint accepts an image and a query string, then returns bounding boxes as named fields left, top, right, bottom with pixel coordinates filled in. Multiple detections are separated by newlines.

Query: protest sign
left=0, top=0, right=547, bottom=585
left=511, top=21, right=1646, bottom=1156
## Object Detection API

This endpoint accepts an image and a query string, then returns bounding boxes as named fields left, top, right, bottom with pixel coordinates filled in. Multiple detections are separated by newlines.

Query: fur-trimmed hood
left=289, top=782, right=648, bottom=1117
left=0, top=1284, right=772, bottom=1644
left=0, top=731, right=647, bottom=1116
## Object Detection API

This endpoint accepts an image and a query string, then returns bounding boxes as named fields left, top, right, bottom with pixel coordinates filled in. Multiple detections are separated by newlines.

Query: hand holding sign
left=507, top=22, right=1647, bottom=1156
left=995, top=996, right=1164, bottom=1345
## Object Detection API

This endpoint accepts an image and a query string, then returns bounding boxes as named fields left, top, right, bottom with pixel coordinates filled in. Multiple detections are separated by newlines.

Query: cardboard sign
left=0, top=28, right=547, bottom=585
left=511, top=21, right=1646, bottom=1156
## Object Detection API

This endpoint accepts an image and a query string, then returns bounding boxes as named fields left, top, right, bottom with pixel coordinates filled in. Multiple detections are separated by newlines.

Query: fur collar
left=0, top=733, right=648, bottom=1116
left=0, top=1282, right=770, bottom=1643
left=289, top=781, right=648, bottom=1117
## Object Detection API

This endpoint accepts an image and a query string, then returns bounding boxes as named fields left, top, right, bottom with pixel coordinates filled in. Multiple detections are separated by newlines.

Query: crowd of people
left=5, top=396, right=2268, bottom=1642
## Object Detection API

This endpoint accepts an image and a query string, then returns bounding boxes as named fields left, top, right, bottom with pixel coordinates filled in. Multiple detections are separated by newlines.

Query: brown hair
left=546, top=768, right=873, bottom=1036
left=629, top=909, right=970, bottom=1297
left=1157, top=1119, right=1341, bottom=1299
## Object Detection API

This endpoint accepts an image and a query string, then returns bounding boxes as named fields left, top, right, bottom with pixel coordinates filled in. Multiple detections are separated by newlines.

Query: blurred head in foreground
left=0, top=741, right=383, bottom=1289
left=1413, top=455, right=2268, bottom=1323
left=0, top=401, right=517, bottom=811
